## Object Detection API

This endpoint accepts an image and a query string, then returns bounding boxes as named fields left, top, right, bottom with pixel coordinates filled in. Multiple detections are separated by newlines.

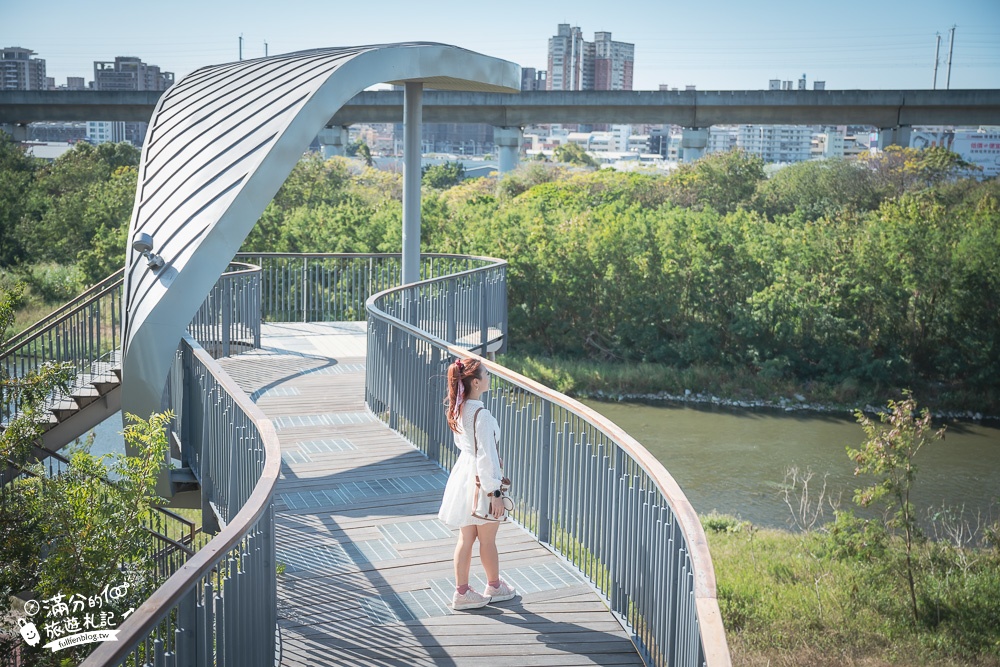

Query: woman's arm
left=474, top=409, right=503, bottom=493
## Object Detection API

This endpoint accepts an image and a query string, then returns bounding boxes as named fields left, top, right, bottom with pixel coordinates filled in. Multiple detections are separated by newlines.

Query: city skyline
left=2, top=0, right=999, bottom=91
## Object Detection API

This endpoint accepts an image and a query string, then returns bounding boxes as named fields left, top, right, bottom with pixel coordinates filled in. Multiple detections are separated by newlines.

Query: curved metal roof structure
left=121, top=43, right=520, bottom=418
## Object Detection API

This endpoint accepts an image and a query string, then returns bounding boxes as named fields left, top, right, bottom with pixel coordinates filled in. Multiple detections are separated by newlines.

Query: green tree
left=75, top=166, right=139, bottom=283
left=356, top=141, right=375, bottom=168
left=751, top=158, right=884, bottom=220
left=553, top=142, right=598, bottom=168
left=847, top=392, right=945, bottom=623
left=0, top=134, right=39, bottom=266
left=14, top=142, right=139, bottom=267
left=1, top=286, right=168, bottom=663
left=664, top=149, right=765, bottom=214
left=421, top=161, right=465, bottom=189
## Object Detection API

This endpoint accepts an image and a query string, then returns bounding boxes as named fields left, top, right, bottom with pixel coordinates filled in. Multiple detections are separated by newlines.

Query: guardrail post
left=387, top=325, right=397, bottom=431
left=479, top=273, right=488, bottom=355
left=221, top=283, right=231, bottom=358
left=538, top=402, right=552, bottom=543
left=301, top=257, right=309, bottom=322
left=446, top=279, right=457, bottom=344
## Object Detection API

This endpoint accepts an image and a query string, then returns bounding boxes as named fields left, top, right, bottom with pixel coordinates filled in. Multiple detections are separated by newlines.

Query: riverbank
left=702, top=514, right=1000, bottom=667
left=498, top=354, right=998, bottom=422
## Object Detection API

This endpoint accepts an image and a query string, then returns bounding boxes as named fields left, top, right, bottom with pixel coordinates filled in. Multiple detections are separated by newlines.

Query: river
left=86, top=403, right=1000, bottom=532
left=581, top=399, right=1000, bottom=532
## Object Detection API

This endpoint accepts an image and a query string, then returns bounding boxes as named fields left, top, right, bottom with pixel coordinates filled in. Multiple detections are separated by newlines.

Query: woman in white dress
left=437, top=358, right=517, bottom=610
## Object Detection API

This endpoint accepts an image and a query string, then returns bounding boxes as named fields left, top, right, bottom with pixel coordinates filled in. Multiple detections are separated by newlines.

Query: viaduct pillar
left=878, top=125, right=913, bottom=150
left=681, top=127, right=709, bottom=162
left=318, top=126, right=349, bottom=158
left=0, top=123, right=29, bottom=142
left=494, top=126, right=522, bottom=173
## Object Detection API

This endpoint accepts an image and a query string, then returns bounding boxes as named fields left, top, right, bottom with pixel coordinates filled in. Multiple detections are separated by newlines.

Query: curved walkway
left=217, top=322, right=642, bottom=667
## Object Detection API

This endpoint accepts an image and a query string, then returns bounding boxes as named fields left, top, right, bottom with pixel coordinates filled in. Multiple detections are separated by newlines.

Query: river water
left=86, top=402, right=1000, bottom=532
left=581, top=399, right=1000, bottom=531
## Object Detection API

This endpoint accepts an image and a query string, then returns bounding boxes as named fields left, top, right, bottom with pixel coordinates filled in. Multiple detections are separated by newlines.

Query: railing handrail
left=365, top=258, right=730, bottom=666
left=80, top=334, right=281, bottom=666
left=235, top=252, right=499, bottom=261
left=2, top=269, right=125, bottom=354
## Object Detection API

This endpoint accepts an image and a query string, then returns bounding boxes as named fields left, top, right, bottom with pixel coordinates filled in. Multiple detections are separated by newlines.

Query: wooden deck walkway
left=216, top=322, right=643, bottom=667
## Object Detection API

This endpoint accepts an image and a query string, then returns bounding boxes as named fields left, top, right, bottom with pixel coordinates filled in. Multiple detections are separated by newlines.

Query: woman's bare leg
left=454, top=525, right=479, bottom=586
left=476, top=522, right=501, bottom=582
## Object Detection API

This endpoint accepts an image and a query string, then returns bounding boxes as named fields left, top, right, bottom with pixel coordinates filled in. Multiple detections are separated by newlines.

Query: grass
left=701, top=513, right=1000, bottom=666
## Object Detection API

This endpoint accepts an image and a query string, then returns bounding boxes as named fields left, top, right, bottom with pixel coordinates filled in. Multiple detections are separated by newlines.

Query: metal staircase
left=1, top=270, right=124, bottom=457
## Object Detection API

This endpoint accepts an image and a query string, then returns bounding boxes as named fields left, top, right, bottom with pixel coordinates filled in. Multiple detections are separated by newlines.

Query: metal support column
left=402, top=82, right=423, bottom=285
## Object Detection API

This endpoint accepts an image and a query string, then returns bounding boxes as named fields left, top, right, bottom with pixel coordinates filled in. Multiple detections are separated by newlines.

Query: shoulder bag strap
left=471, top=407, right=484, bottom=457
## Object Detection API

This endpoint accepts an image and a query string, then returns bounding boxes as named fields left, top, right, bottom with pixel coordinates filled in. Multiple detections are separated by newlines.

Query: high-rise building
left=593, top=32, right=634, bottom=91
left=90, top=57, right=174, bottom=146
left=93, top=56, right=174, bottom=92
left=521, top=67, right=547, bottom=91
left=1, top=46, right=46, bottom=91
left=546, top=25, right=633, bottom=92
left=547, top=24, right=586, bottom=91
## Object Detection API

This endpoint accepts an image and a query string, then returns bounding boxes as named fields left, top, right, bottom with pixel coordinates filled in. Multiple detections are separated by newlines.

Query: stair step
left=92, top=375, right=120, bottom=393
left=112, top=367, right=122, bottom=381
left=35, top=413, right=59, bottom=431
left=71, top=385, right=101, bottom=408
left=51, top=400, right=80, bottom=422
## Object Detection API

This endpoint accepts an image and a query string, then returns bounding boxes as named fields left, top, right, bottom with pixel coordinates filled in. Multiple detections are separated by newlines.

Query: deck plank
left=217, top=322, right=642, bottom=666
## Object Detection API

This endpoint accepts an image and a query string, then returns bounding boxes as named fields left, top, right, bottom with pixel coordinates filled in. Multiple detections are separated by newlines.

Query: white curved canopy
left=121, top=43, right=520, bottom=418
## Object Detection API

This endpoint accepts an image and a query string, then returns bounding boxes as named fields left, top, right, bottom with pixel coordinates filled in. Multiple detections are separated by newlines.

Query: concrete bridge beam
left=493, top=126, right=522, bottom=173
left=681, top=127, right=709, bottom=163
left=318, top=126, right=350, bottom=158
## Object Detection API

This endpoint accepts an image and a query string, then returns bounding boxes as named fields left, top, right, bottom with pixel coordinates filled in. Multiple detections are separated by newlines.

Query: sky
left=3, top=0, right=999, bottom=91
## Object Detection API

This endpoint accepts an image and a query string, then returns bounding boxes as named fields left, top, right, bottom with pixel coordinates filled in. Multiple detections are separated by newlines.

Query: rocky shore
left=580, top=388, right=992, bottom=422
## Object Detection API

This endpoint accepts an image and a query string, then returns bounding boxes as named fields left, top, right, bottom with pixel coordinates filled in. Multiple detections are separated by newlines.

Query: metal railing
left=235, top=252, right=499, bottom=329
left=1, top=269, right=124, bottom=424
left=81, top=334, right=280, bottom=667
left=1, top=264, right=262, bottom=429
left=365, top=258, right=730, bottom=666
left=188, top=262, right=262, bottom=358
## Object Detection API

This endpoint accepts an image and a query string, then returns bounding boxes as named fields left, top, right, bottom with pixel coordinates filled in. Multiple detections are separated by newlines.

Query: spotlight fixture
left=131, top=232, right=165, bottom=270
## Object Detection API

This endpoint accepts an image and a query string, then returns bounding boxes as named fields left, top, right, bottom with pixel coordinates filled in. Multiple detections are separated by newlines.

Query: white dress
left=437, top=399, right=504, bottom=528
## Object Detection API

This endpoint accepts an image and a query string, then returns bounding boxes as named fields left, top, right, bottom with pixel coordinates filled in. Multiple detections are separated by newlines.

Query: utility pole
left=933, top=33, right=941, bottom=89
left=239, top=34, right=244, bottom=61
left=264, top=41, right=268, bottom=57
left=946, top=25, right=956, bottom=90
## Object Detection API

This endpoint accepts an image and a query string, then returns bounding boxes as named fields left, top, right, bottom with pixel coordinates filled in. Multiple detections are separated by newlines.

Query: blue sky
left=3, top=0, right=998, bottom=91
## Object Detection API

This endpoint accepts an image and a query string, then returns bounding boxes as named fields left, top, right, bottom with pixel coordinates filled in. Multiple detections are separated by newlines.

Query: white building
left=87, top=121, right=126, bottom=144
left=738, top=125, right=813, bottom=163
left=1, top=46, right=46, bottom=90
left=811, top=131, right=845, bottom=159
left=708, top=126, right=739, bottom=154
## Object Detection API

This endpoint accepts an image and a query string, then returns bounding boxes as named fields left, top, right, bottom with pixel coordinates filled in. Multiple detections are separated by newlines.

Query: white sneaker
left=452, top=587, right=490, bottom=610
left=484, top=580, right=516, bottom=603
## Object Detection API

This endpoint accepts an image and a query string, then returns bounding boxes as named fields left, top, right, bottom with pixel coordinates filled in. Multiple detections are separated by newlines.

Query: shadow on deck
left=217, top=322, right=641, bottom=666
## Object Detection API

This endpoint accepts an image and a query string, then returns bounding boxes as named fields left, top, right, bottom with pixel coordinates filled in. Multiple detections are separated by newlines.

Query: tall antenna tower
left=946, top=25, right=956, bottom=89
left=933, top=33, right=941, bottom=89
